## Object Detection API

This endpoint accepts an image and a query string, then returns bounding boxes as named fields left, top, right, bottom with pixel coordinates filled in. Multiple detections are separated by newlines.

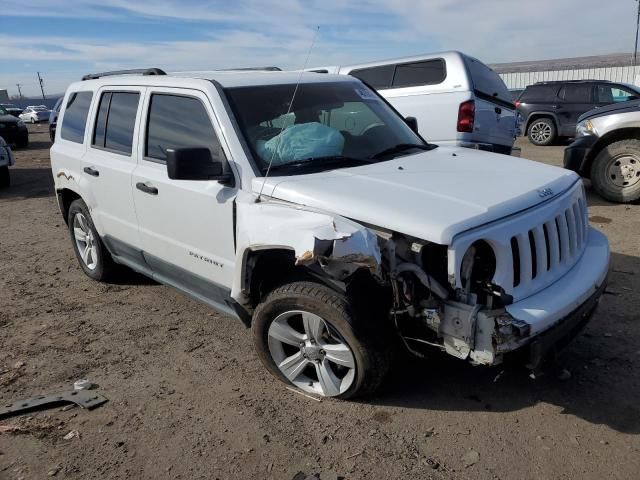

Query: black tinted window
left=146, top=94, right=221, bottom=161
left=92, top=92, right=110, bottom=148
left=560, top=84, right=592, bottom=103
left=350, top=65, right=394, bottom=89
left=60, top=92, right=93, bottom=143
left=392, top=60, right=446, bottom=88
left=520, top=85, right=559, bottom=103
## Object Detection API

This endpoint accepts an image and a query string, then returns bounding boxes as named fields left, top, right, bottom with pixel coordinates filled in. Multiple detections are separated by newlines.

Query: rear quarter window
left=391, top=59, right=446, bottom=88
left=520, top=85, right=559, bottom=103
left=60, top=92, right=93, bottom=143
left=349, top=65, right=395, bottom=89
left=464, top=56, right=511, bottom=105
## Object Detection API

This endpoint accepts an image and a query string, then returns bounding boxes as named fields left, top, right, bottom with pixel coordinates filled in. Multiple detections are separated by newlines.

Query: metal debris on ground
left=0, top=390, right=108, bottom=420
left=73, top=379, right=95, bottom=391
left=63, top=430, right=79, bottom=440
left=285, top=386, right=322, bottom=402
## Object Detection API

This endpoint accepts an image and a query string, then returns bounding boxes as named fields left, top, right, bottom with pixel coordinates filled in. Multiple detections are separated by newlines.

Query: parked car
left=0, top=104, right=29, bottom=148
left=307, top=51, right=519, bottom=155
left=516, top=80, right=640, bottom=146
left=0, top=136, right=16, bottom=187
left=564, top=99, right=640, bottom=203
left=0, top=103, right=23, bottom=118
left=49, top=98, right=63, bottom=142
left=51, top=68, right=609, bottom=399
left=19, top=105, right=51, bottom=123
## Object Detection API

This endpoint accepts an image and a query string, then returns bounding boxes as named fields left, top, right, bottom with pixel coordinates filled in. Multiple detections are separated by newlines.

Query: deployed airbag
left=257, top=122, right=344, bottom=165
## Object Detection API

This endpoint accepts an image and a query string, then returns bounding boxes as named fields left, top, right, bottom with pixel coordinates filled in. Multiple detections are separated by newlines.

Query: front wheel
left=68, top=199, right=119, bottom=281
left=252, top=281, right=392, bottom=399
left=30, top=117, right=35, bottom=124
left=591, top=139, right=640, bottom=203
left=0, top=166, right=9, bottom=188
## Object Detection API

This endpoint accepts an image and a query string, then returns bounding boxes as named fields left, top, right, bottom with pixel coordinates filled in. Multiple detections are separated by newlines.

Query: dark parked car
left=0, top=105, right=29, bottom=148
left=516, top=80, right=640, bottom=146
left=0, top=103, right=23, bottom=118
left=49, top=97, right=63, bottom=142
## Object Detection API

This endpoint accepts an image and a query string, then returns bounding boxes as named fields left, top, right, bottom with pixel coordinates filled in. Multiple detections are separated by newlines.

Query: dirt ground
left=1, top=127, right=639, bottom=480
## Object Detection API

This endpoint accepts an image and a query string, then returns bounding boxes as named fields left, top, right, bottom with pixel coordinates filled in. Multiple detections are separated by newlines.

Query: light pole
left=634, top=0, right=640, bottom=65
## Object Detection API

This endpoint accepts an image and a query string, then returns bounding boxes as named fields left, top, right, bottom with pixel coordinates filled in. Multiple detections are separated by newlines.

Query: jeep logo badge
left=537, top=188, right=553, bottom=198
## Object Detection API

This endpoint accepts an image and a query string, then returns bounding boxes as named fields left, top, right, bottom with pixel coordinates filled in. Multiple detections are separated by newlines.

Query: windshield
left=225, top=81, right=428, bottom=174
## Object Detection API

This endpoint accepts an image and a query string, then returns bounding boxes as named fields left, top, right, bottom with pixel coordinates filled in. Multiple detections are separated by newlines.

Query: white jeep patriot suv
left=51, top=68, right=610, bottom=399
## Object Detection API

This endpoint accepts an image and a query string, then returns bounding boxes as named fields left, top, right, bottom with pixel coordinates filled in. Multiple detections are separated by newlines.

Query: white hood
left=253, top=147, right=579, bottom=245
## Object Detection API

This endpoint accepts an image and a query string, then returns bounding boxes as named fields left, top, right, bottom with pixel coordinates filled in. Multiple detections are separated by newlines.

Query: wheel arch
left=56, top=187, right=82, bottom=225
left=525, top=112, right=559, bottom=133
left=583, top=128, right=640, bottom=178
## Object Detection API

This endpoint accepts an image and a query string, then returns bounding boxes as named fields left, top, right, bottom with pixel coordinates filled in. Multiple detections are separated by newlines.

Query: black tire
left=528, top=117, right=556, bottom=146
left=0, top=166, right=9, bottom=188
left=67, top=199, right=119, bottom=281
left=591, top=139, right=640, bottom=203
left=252, top=281, right=392, bottom=399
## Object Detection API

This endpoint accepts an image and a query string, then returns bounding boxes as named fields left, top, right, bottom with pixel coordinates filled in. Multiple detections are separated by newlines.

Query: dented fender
left=231, top=194, right=382, bottom=303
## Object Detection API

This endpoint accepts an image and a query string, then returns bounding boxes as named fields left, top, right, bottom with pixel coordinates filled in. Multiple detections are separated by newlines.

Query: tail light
left=457, top=100, right=475, bottom=133
left=515, top=101, right=521, bottom=108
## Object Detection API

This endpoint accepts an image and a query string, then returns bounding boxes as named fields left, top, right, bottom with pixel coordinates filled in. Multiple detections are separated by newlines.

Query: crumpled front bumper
left=470, top=227, right=609, bottom=366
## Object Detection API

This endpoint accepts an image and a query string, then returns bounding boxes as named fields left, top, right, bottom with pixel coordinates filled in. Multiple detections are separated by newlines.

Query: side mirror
left=166, top=147, right=232, bottom=184
left=405, top=116, right=419, bottom=134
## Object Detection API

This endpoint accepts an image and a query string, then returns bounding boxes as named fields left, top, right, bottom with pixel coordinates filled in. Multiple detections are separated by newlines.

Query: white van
left=308, top=51, right=519, bottom=155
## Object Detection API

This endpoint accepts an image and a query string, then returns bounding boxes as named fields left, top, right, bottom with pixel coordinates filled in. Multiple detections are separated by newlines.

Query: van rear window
left=60, top=92, right=93, bottom=144
left=464, top=56, right=512, bottom=106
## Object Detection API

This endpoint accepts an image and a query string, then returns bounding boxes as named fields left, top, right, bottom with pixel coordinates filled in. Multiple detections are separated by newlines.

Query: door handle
left=83, top=166, right=99, bottom=177
left=552, top=105, right=562, bottom=109
left=136, top=182, right=158, bottom=195
left=494, top=107, right=502, bottom=114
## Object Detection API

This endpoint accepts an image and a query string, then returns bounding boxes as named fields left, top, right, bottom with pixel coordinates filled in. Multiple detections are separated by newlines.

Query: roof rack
left=534, top=79, right=610, bottom=85
left=219, top=66, right=282, bottom=72
left=81, top=68, right=167, bottom=81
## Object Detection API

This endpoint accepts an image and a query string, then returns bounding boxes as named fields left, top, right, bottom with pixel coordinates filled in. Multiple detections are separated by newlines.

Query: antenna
left=257, top=25, right=320, bottom=202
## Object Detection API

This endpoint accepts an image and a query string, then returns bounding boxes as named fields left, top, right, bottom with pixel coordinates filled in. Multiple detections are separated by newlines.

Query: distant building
left=491, top=53, right=640, bottom=89
left=0, top=89, right=9, bottom=103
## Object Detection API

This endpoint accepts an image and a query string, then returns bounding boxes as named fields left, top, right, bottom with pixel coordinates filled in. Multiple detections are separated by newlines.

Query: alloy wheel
left=267, top=310, right=356, bottom=397
left=73, top=213, right=98, bottom=270
left=530, top=122, right=552, bottom=143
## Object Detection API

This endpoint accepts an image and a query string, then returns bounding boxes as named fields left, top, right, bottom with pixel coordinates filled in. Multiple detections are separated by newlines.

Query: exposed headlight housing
left=576, top=119, right=597, bottom=137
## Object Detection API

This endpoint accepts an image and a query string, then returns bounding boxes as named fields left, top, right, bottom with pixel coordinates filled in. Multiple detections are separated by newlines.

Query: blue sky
left=1, top=0, right=637, bottom=97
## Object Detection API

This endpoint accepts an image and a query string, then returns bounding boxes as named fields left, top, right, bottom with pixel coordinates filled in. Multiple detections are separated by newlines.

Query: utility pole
left=37, top=72, right=46, bottom=100
left=15, top=84, right=23, bottom=98
left=634, top=0, right=640, bottom=66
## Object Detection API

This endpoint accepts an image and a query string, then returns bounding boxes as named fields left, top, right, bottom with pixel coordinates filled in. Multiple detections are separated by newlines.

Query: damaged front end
left=233, top=196, right=535, bottom=367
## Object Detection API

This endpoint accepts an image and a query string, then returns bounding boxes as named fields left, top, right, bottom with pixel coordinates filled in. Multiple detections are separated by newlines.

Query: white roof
left=70, top=70, right=355, bottom=91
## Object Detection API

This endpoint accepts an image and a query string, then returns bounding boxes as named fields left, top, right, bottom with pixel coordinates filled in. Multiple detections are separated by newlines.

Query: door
left=132, top=88, right=237, bottom=311
left=82, top=88, right=143, bottom=255
left=556, top=84, right=594, bottom=136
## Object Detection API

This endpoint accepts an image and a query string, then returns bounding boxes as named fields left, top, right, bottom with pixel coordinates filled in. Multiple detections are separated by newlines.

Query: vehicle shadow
left=367, top=251, right=640, bottom=435
left=0, top=167, right=54, bottom=200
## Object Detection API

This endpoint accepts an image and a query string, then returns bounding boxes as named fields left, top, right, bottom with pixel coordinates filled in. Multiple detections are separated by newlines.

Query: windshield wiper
left=266, top=155, right=373, bottom=173
left=370, top=143, right=431, bottom=160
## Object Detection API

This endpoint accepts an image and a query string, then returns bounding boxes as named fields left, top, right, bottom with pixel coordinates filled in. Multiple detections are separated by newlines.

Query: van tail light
left=457, top=100, right=475, bottom=133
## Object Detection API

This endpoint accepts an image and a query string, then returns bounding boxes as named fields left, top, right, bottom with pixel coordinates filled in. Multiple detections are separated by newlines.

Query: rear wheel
left=528, top=118, right=556, bottom=146
left=252, top=281, right=392, bottom=399
left=68, top=199, right=119, bottom=281
left=591, top=139, right=640, bottom=203
left=0, top=166, right=9, bottom=188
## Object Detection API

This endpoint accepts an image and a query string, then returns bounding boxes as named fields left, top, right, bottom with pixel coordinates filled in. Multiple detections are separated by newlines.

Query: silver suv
left=564, top=99, right=640, bottom=202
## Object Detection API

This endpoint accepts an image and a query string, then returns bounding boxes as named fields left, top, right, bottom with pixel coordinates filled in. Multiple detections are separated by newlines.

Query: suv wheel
left=591, top=139, right=640, bottom=203
left=252, top=281, right=392, bottom=399
left=68, top=199, right=118, bottom=281
left=0, top=166, right=9, bottom=188
left=528, top=118, right=556, bottom=146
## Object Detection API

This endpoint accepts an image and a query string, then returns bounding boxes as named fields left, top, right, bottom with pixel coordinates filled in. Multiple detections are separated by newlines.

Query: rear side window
left=92, top=92, right=140, bottom=155
left=520, top=85, right=559, bottom=103
left=392, top=60, right=446, bottom=88
left=560, top=84, right=592, bottom=103
left=145, top=94, right=222, bottom=162
left=465, top=56, right=511, bottom=105
left=350, top=65, right=395, bottom=89
left=60, top=92, right=93, bottom=143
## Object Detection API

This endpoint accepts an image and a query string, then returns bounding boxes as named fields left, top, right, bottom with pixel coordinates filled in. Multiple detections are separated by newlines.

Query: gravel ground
left=1, top=128, right=639, bottom=480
